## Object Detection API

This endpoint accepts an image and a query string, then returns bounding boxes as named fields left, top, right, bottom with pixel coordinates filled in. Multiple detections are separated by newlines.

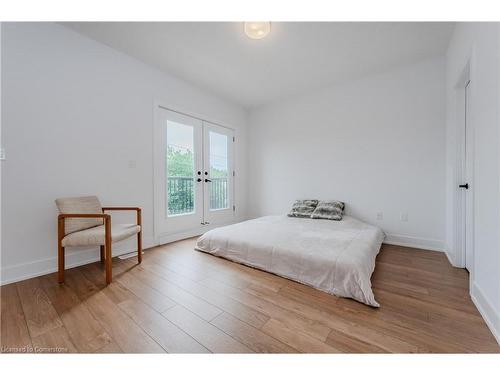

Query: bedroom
left=1, top=0, right=500, bottom=372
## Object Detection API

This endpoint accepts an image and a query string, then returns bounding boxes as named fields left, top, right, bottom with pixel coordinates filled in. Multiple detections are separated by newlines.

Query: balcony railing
left=167, top=176, right=228, bottom=216
left=210, top=177, right=228, bottom=210
left=167, top=177, right=194, bottom=215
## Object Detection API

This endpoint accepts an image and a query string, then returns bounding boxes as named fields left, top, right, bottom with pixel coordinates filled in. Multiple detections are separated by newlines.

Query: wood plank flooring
left=1, top=238, right=499, bottom=353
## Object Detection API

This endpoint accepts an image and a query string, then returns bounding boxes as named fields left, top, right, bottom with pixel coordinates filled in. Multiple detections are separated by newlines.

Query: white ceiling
left=63, top=22, right=454, bottom=109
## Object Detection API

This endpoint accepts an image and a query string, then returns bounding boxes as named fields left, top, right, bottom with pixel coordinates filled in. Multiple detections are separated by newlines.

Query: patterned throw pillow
left=287, top=200, right=319, bottom=218
left=310, top=200, right=345, bottom=220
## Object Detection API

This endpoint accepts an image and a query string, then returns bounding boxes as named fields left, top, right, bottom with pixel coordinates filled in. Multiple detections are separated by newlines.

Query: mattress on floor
left=195, top=215, right=385, bottom=307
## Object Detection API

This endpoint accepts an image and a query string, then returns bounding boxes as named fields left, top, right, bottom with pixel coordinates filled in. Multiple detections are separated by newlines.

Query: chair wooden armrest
left=101, top=207, right=141, bottom=212
left=101, top=208, right=142, bottom=230
left=58, top=213, right=111, bottom=220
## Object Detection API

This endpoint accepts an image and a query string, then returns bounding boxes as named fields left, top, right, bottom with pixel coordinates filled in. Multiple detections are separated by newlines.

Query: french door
left=155, top=107, right=234, bottom=238
left=203, top=122, right=234, bottom=225
left=462, top=79, right=474, bottom=272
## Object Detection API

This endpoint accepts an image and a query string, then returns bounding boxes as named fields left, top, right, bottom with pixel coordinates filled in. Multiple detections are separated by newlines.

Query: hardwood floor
left=1, top=238, right=499, bottom=353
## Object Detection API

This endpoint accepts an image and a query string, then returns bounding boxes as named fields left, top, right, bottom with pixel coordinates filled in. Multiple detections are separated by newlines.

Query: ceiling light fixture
left=244, top=22, right=271, bottom=40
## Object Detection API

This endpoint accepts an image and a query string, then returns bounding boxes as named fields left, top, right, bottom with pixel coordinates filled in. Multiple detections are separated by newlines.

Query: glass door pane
left=209, top=131, right=229, bottom=210
left=166, top=121, right=195, bottom=216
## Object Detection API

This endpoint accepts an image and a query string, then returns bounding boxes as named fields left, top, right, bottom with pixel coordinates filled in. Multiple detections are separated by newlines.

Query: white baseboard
left=157, top=216, right=246, bottom=245
left=158, top=227, right=443, bottom=252
left=443, top=249, right=457, bottom=267
left=1, top=217, right=247, bottom=286
left=0, top=236, right=156, bottom=285
left=470, top=282, right=500, bottom=345
left=442, top=243, right=460, bottom=267
left=383, top=233, right=444, bottom=252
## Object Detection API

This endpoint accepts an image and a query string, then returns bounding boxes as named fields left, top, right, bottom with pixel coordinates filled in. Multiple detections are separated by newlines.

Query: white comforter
left=196, top=215, right=385, bottom=307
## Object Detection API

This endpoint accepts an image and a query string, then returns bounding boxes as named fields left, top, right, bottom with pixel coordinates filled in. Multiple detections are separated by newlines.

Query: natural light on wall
left=244, top=22, right=271, bottom=39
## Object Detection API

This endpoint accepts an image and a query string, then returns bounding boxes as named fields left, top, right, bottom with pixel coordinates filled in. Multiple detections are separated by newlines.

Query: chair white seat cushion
left=61, top=223, right=141, bottom=247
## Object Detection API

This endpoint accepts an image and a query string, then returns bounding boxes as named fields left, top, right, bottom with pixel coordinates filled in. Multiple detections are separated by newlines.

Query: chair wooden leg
left=105, top=217, right=112, bottom=284
left=58, top=218, right=65, bottom=283
left=100, top=245, right=105, bottom=263
left=105, top=243, right=112, bottom=284
left=137, top=231, right=142, bottom=264
left=58, top=243, right=65, bottom=283
left=137, top=208, right=142, bottom=264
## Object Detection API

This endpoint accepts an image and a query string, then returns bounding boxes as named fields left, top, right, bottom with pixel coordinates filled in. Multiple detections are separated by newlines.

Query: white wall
left=0, top=22, right=249, bottom=284
left=248, top=57, right=446, bottom=250
left=445, top=23, right=500, bottom=343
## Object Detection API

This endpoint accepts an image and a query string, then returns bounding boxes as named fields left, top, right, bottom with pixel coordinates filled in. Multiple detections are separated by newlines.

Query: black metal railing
left=210, top=177, right=228, bottom=210
left=167, top=177, right=194, bottom=215
left=167, top=176, right=228, bottom=215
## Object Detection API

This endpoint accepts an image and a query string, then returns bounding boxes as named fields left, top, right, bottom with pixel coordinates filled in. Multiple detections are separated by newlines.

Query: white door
left=156, top=109, right=203, bottom=235
left=203, top=122, right=235, bottom=225
left=155, top=107, right=235, bottom=238
left=463, top=80, right=474, bottom=271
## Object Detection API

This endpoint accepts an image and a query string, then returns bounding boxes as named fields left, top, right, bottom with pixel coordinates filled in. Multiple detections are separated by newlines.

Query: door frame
left=453, top=58, right=475, bottom=281
left=153, top=100, right=236, bottom=245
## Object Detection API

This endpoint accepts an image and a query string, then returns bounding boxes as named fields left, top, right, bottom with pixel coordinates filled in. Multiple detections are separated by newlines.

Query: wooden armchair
left=55, top=196, right=142, bottom=284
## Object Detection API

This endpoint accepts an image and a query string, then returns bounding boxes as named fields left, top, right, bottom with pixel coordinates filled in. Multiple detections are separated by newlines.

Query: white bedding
left=195, top=215, right=385, bottom=307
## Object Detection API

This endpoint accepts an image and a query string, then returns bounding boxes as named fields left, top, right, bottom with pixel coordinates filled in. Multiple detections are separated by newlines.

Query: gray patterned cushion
left=310, top=200, right=345, bottom=220
left=287, top=200, right=319, bottom=218
left=55, top=196, right=103, bottom=234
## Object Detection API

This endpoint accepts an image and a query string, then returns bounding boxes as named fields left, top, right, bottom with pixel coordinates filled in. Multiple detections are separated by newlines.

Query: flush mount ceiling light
left=244, top=22, right=271, bottom=40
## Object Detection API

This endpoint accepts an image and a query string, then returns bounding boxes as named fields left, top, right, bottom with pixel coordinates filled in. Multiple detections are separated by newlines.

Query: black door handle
left=197, top=178, right=202, bottom=182
left=459, top=183, right=469, bottom=189
left=205, top=179, right=212, bottom=183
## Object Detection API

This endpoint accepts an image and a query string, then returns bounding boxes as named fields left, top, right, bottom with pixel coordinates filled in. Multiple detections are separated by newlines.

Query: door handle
left=205, top=179, right=212, bottom=182
left=197, top=178, right=202, bottom=182
left=459, top=183, right=469, bottom=189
